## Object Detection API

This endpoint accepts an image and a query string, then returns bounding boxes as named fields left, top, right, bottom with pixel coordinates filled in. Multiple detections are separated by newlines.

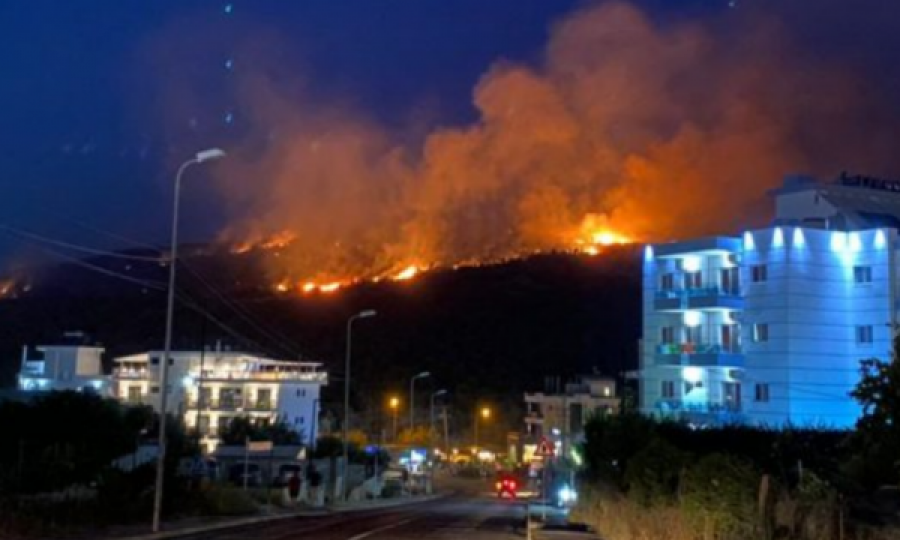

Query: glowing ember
left=591, top=230, right=631, bottom=246
left=394, top=265, right=419, bottom=281
left=260, top=231, right=297, bottom=250
left=275, top=281, right=289, bottom=293
left=319, top=282, right=342, bottom=293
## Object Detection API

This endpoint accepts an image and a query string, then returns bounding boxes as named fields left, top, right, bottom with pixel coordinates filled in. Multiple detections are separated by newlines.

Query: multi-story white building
left=17, top=332, right=110, bottom=395
left=640, top=174, right=899, bottom=428
left=16, top=336, right=328, bottom=452
left=112, top=350, right=326, bottom=452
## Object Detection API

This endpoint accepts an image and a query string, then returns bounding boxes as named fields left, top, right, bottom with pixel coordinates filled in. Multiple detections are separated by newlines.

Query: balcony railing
left=657, top=343, right=742, bottom=355
left=655, top=399, right=742, bottom=414
left=654, top=287, right=743, bottom=311
left=114, top=369, right=326, bottom=383
left=185, top=399, right=275, bottom=411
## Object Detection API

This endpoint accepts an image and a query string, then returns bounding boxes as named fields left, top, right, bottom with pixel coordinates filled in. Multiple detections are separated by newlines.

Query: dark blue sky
left=1, top=0, right=898, bottom=267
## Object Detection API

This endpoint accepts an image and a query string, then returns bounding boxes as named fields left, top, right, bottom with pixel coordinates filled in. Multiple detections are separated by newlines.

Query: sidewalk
left=108, top=493, right=443, bottom=540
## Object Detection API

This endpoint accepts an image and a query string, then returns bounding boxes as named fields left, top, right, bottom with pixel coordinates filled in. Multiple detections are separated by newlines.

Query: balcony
left=654, top=287, right=743, bottom=311
left=185, top=399, right=275, bottom=411
left=655, top=343, right=744, bottom=368
left=114, top=369, right=150, bottom=380
left=655, top=399, right=742, bottom=415
left=20, top=361, right=44, bottom=376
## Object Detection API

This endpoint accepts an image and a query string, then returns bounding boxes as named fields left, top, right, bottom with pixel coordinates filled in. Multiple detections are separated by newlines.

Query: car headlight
left=558, top=486, right=577, bottom=503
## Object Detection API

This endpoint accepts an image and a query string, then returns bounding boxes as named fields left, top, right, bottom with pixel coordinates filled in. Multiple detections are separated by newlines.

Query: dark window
left=660, top=273, right=675, bottom=291
left=754, top=384, right=770, bottom=403
left=854, top=266, right=872, bottom=284
left=684, top=272, right=702, bottom=289
left=661, top=327, right=675, bottom=344
left=857, top=325, right=874, bottom=345
left=751, top=265, right=768, bottom=283
left=661, top=381, right=675, bottom=399
left=753, top=324, right=769, bottom=343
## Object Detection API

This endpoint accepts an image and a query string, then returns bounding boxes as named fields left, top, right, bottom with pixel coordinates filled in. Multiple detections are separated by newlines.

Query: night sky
left=2, top=0, right=900, bottom=268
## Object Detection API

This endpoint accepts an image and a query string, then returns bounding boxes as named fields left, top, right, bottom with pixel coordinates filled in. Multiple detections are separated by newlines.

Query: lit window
left=752, top=324, right=769, bottom=343
left=661, top=381, right=676, bottom=399
left=603, top=387, right=611, bottom=397
left=857, top=325, right=874, bottom=345
left=854, top=266, right=872, bottom=284
left=754, top=384, right=770, bottom=403
left=751, top=265, right=768, bottom=283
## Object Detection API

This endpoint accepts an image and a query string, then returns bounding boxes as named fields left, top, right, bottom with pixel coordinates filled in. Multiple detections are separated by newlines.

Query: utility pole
left=442, top=405, right=450, bottom=453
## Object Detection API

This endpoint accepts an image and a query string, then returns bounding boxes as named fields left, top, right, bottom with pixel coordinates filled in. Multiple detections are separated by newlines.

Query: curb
left=114, top=494, right=445, bottom=540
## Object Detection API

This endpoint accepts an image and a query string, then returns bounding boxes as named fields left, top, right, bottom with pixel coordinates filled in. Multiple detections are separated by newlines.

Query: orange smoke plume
left=208, top=2, right=899, bottom=288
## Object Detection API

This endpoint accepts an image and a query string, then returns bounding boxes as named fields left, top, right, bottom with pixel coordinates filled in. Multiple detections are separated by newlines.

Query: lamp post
left=152, top=147, right=225, bottom=533
left=473, top=406, right=491, bottom=453
left=430, top=389, right=447, bottom=440
left=389, top=396, right=400, bottom=442
left=342, top=309, right=377, bottom=501
left=409, top=371, right=431, bottom=432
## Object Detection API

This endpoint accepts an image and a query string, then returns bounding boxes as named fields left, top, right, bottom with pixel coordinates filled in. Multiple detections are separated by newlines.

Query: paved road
left=181, top=495, right=530, bottom=540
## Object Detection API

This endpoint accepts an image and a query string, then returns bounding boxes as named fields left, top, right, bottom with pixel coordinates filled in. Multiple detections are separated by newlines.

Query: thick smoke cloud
left=214, top=1, right=900, bottom=282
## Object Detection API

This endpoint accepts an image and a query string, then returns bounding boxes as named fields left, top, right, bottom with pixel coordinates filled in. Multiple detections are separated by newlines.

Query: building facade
left=16, top=337, right=327, bottom=452
left=112, top=350, right=326, bottom=452
left=641, top=174, right=899, bottom=428
left=524, top=376, right=618, bottom=458
left=17, top=332, right=109, bottom=395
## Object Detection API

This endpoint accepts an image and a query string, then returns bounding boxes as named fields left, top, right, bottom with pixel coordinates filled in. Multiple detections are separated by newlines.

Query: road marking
left=347, top=518, right=414, bottom=540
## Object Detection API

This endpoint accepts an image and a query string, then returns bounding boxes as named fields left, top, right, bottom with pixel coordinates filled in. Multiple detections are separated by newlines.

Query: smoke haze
left=206, top=1, right=900, bottom=283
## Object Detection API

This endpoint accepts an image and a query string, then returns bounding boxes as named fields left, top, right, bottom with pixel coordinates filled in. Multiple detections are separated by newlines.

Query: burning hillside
left=233, top=219, right=630, bottom=295
left=191, top=2, right=900, bottom=287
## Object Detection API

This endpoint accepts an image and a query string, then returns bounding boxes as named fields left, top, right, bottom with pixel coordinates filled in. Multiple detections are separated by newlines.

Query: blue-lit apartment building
left=640, top=174, right=900, bottom=428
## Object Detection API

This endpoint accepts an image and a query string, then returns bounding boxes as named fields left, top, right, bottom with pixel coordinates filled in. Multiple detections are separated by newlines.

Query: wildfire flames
left=197, top=1, right=899, bottom=293
left=251, top=225, right=629, bottom=295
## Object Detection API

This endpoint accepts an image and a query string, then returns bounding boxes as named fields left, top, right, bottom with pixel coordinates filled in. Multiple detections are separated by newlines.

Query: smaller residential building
left=17, top=331, right=109, bottom=395
left=523, top=376, right=618, bottom=459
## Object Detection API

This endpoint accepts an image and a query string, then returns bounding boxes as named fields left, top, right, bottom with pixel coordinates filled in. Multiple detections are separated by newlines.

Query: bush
left=624, top=438, right=689, bottom=507
left=196, top=484, right=258, bottom=516
left=680, top=454, right=761, bottom=539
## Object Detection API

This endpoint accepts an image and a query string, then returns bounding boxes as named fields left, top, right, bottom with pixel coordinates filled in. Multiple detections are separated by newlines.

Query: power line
left=0, top=223, right=165, bottom=262
left=28, top=216, right=308, bottom=359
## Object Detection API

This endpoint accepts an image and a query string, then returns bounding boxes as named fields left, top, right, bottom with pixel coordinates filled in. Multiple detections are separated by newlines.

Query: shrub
left=624, top=437, right=689, bottom=507
left=680, top=454, right=761, bottom=539
left=196, top=484, right=258, bottom=516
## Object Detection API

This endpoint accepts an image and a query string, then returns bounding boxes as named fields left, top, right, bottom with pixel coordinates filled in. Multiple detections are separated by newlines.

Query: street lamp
left=430, top=389, right=447, bottom=438
left=389, top=396, right=400, bottom=442
left=342, top=309, right=377, bottom=501
left=474, top=406, right=491, bottom=452
left=409, top=371, right=431, bottom=431
left=152, top=147, right=225, bottom=533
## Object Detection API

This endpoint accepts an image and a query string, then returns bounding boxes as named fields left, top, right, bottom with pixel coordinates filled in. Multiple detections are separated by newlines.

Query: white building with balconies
left=640, top=173, right=900, bottom=428
left=112, top=350, right=326, bottom=452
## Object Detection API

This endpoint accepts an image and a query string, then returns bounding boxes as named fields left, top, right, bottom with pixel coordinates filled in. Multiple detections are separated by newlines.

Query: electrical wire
left=0, top=223, right=165, bottom=262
